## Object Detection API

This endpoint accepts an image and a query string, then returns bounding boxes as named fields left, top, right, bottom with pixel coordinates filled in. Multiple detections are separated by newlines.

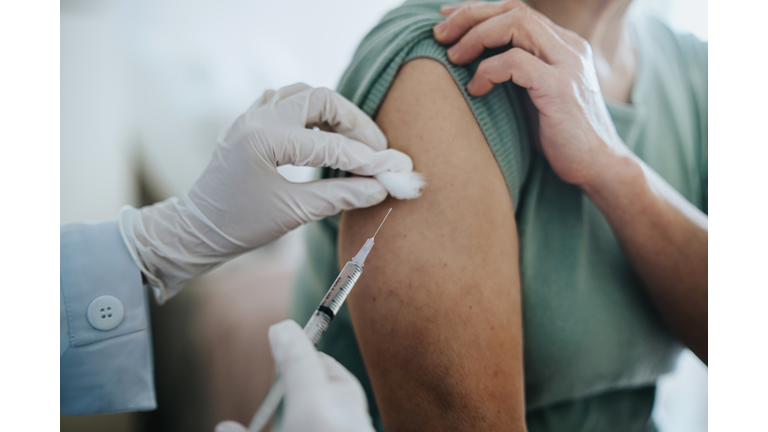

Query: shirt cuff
left=60, top=218, right=156, bottom=415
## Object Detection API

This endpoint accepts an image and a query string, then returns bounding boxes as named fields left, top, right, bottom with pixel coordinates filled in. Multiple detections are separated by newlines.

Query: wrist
left=579, top=139, right=645, bottom=206
left=118, top=204, right=167, bottom=302
left=120, top=196, right=245, bottom=304
left=581, top=155, right=646, bottom=229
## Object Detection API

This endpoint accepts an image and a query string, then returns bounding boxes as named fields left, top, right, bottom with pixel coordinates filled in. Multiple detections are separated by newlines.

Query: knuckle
left=312, top=87, right=336, bottom=106
left=476, top=59, right=493, bottom=76
left=503, top=48, right=522, bottom=64
left=505, top=5, right=530, bottom=30
left=574, top=36, right=591, bottom=54
left=473, top=22, right=489, bottom=41
left=564, top=47, right=582, bottom=63
left=457, top=4, right=474, bottom=21
left=313, top=86, right=333, bottom=98
left=507, top=5, right=525, bottom=21
left=262, top=89, right=276, bottom=100
left=508, top=46, right=525, bottom=58
left=520, top=6, right=537, bottom=22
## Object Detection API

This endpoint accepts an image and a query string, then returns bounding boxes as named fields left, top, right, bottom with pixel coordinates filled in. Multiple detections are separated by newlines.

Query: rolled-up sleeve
left=60, top=219, right=156, bottom=415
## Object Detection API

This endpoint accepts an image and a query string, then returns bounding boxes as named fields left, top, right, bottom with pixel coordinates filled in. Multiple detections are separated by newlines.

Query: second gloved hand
left=214, top=320, right=375, bottom=432
left=120, top=83, right=412, bottom=303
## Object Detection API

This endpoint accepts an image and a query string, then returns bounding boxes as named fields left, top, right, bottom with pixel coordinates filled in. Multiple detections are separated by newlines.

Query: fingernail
left=466, top=80, right=478, bottom=95
left=447, top=45, right=459, bottom=61
left=434, top=20, right=447, bottom=36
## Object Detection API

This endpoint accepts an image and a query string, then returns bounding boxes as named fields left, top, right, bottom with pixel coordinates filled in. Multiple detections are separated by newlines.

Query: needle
left=372, top=208, right=392, bottom=239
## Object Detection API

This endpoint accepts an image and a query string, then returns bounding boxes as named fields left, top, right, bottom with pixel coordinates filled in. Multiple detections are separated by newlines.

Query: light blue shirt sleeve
left=60, top=218, right=157, bottom=415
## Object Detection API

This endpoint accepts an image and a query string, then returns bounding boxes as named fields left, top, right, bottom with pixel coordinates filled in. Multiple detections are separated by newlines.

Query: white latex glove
left=119, top=83, right=412, bottom=303
left=213, top=320, right=375, bottom=432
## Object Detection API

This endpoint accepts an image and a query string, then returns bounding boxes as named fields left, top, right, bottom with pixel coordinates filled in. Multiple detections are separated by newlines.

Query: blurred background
left=60, top=0, right=707, bottom=431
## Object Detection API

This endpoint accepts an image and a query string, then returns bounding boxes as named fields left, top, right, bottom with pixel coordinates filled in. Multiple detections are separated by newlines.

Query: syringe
left=248, top=208, right=392, bottom=432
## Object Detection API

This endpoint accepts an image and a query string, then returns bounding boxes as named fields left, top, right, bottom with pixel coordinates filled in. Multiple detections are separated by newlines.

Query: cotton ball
left=375, top=171, right=426, bottom=200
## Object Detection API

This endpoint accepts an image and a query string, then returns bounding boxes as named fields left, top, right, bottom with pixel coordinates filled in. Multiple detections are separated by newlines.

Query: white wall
left=61, top=2, right=136, bottom=224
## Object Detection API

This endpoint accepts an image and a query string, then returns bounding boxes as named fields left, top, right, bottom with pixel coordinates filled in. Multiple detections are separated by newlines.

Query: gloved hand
left=120, top=83, right=412, bottom=303
left=213, top=320, right=375, bottom=432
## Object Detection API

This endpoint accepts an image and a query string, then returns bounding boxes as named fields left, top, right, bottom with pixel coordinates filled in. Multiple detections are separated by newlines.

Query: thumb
left=269, top=320, right=327, bottom=393
left=318, top=352, right=369, bottom=402
left=288, top=177, right=388, bottom=223
left=214, top=421, right=248, bottom=432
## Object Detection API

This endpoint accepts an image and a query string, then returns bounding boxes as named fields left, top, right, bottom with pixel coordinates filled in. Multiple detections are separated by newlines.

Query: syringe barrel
left=304, top=261, right=363, bottom=346
left=303, top=261, right=363, bottom=347
left=317, top=261, right=363, bottom=318
left=303, top=311, right=332, bottom=346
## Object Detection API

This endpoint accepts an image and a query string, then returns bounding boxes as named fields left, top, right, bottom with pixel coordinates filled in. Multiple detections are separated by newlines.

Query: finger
left=439, top=1, right=479, bottom=16
left=304, top=87, right=389, bottom=152
left=251, top=89, right=276, bottom=109
left=269, top=320, right=327, bottom=392
left=467, top=47, right=553, bottom=96
left=214, top=421, right=248, bottom=432
left=278, top=128, right=413, bottom=175
left=290, top=177, right=388, bottom=222
left=446, top=7, right=571, bottom=66
left=271, top=86, right=388, bottom=151
left=251, top=83, right=312, bottom=110
left=434, top=0, right=520, bottom=44
left=275, top=82, right=313, bottom=99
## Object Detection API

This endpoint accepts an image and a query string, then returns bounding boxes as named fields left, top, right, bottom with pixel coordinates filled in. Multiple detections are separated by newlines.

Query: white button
left=87, top=295, right=125, bottom=331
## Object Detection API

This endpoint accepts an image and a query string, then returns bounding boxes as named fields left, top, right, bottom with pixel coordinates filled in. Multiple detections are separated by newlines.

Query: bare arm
left=338, top=59, right=526, bottom=431
left=583, top=154, right=708, bottom=363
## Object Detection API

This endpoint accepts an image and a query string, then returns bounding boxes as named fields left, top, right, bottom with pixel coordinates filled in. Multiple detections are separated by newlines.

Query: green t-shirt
left=291, top=1, right=707, bottom=430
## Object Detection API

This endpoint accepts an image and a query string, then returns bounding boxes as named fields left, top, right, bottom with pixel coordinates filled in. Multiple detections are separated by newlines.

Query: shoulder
left=379, top=58, right=469, bottom=128
left=336, top=0, right=533, bottom=202
left=376, top=58, right=496, bottom=197
left=337, top=1, right=444, bottom=108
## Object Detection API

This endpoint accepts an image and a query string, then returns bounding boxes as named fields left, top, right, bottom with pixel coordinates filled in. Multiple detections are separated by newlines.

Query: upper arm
left=338, top=59, right=526, bottom=431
